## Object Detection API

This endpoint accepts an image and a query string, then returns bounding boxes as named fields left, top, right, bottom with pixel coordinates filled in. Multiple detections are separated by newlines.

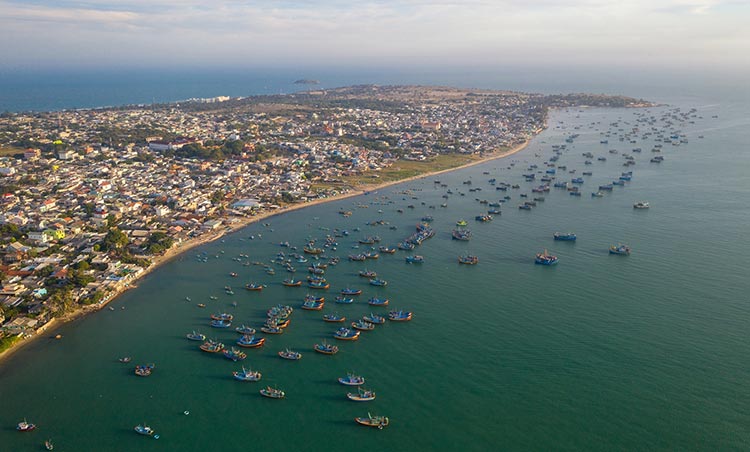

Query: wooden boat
left=334, top=327, right=361, bottom=341
left=45, top=439, right=54, bottom=450
left=308, top=281, right=330, bottom=290
left=260, top=326, right=283, bottom=334
left=200, top=340, right=224, bottom=353
left=323, top=313, right=346, bottom=322
left=301, top=300, right=325, bottom=310
left=235, top=325, right=256, bottom=335
left=368, top=297, right=389, bottom=306
left=282, top=279, right=302, bottom=287
left=378, top=246, right=396, bottom=254
left=355, top=413, right=389, bottom=429
left=304, top=294, right=325, bottom=303
left=352, top=320, right=375, bottom=331
left=223, top=347, right=247, bottom=361
left=260, top=386, right=285, bottom=399
left=362, top=313, right=385, bottom=324
left=535, top=249, right=558, bottom=265
left=338, top=373, right=365, bottom=386
left=210, top=313, right=233, bottom=322
left=405, top=255, right=424, bottom=263
left=245, top=283, right=265, bottom=291
left=314, top=341, right=339, bottom=355
left=609, top=244, right=631, bottom=255
left=278, top=349, right=302, bottom=360
left=335, top=296, right=354, bottom=304
left=233, top=366, right=261, bottom=381
left=236, top=334, right=265, bottom=348
left=388, top=310, right=413, bottom=321
left=553, top=232, right=577, bottom=241
left=134, top=424, right=154, bottom=436
left=119, top=356, right=133, bottom=363
left=186, top=331, right=206, bottom=341
left=16, top=420, right=36, bottom=432
left=369, top=279, right=387, bottom=287
left=210, top=319, right=232, bottom=328
left=341, top=288, right=362, bottom=296
left=197, top=303, right=206, bottom=308
left=359, top=269, right=377, bottom=278
left=347, top=387, right=376, bottom=402
left=458, top=255, right=479, bottom=265
left=134, top=363, right=155, bottom=376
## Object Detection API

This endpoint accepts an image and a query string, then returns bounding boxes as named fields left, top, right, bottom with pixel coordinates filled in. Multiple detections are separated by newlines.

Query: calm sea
left=0, top=72, right=749, bottom=450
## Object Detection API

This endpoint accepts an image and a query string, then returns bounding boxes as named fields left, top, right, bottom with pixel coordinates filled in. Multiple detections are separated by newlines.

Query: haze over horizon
left=1, top=0, right=748, bottom=75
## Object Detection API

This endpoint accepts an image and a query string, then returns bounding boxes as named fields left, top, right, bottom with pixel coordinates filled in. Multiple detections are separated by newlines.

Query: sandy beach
left=0, top=139, right=531, bottom=365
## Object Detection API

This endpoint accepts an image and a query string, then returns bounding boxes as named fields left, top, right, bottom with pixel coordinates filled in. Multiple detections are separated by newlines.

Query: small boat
left=278, top=349, right=302, bottom=360
left=378, top=246, right=396, bottom=254
left=352, top=319, right=375, bottom=331
left=362, top=313, right=386, bottom=324
left=458, top=255, right=479, bottom=265
left=134, top=363, right=155, bottom=376
left=235, top=325, right=256, bottom=335
left=200, top=340, right=225, bottom=353
left=245, top=283, right=265, bottom=291
left=233, top=366, right=262, bottom=381
left=369, top=279, right=388, bottom=287
left=553, top=232, right=577, bottom=241
left=210, top=313, right=234, bottom=322
left=591, top=191, right=604, bottom=198
left=236, top=334, right=265, bottom=348
left=633, top=201, right=650, bottom=209
left=335, top=296, right=354, bottom=304
left=223, top=347, right=248, bottom=361
left=535, top=249, right=559, bottom=265
left=134, top=424, right=154, bottom=436
left=456, top=219, right=468, bottom=227
left=210, top=319, right=232, bottom=328
left=301, top=300, right=325, bottom=310
left=260, top=326, right=283, bottom=334
left=119, top=356, right=132, bottom=363
left=323, top=313, right=346, bottom=322
left=314, top=341, right=339, bottom=355
left=388, top=310, right=413, bottom=321
left=260, top=386, right=285, bottom=399
left=405, top=255, right=424, bottom=263
left=341, top=288, right=362, bottom=296
left=186, top=331, right=206, bottom=341
left=308, top=281, right=330, bottom=290
left=339, top=373, right=365, bottom=386
left=475, top=214, right=493, bottom=222
left=45, top=439, right=54, bottom=450
left=368, top=297, right=389, bottom=306
left=197, top=303, right=206, bottom=308
left=355, top=413, right=389, bottom=429
left=282, top=279, right=302, bottom=287
left=609, top=244, right=631, bottom=255
left=347, top=387, right=376, bottom=402
left=334, top=327, right=361, bottom=340
left=16, top=420, right=36, bottom=432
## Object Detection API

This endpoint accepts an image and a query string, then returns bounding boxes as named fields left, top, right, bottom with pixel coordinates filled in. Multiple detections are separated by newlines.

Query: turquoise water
left=2, top=99, right=749, bottom=451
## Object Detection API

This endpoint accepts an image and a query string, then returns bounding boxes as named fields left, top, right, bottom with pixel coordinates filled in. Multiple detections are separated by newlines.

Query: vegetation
left=0, top=335, right=22, bottom=353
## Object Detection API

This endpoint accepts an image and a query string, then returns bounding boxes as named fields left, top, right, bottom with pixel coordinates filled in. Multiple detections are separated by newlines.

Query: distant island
left=294, top=79, right=320, bottom=85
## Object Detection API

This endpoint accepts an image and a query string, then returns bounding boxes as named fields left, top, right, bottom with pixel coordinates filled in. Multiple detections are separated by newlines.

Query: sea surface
left=1, top=75, right=750, bottom=450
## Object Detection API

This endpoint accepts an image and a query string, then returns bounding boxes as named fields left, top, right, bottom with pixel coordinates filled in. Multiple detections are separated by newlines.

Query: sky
left=0, top=0, right=748, bottom=73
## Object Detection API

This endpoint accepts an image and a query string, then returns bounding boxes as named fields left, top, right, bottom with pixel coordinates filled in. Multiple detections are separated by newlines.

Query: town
left=0, top=85, right=647, bottom=352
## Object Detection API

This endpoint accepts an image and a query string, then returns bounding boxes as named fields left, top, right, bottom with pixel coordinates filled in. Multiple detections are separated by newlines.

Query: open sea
left=1, top=71, right=749, bottom=450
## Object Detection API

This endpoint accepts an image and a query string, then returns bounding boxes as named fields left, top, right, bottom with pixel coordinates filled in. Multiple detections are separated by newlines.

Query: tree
left=101, top=227, right=129, bottom=252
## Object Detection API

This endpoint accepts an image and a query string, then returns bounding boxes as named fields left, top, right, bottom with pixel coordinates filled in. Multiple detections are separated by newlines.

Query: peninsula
left=0, top=85, right=650, bottom=359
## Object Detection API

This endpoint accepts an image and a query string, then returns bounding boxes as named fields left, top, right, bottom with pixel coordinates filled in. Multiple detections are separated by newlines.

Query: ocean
left=0, top=70, right=749, bottom=450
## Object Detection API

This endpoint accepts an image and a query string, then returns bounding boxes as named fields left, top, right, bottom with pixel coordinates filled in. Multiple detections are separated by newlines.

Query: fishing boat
left=347, top=387, right=376, bottom=402
left=352, top=319, right=375, bottom=331
left=45, top=439, right=54, bottom=450
left=278, top=349, right=302, bottom=360
left=359, top=269, right=377, bottom=278
left=16, top=420, right=36, bottom=432
left=282, top=279, right=302, bottom=287
left=134, top=363, right=155, bottom=376
left=119, top=356, right=132, bottom=363
left=363, top=313, right=386, bottom=324
left=368, top=297, right=389, bottom=306
left=210, top=313, right=234, bottom=322
left=378, top=246, right=397, bottom=254
left=304, top=294, right=325, bottom=303
left=323, top=313, right=346, bottom=322
left=235, top=325, right=256, bottom=335
left=335, top=296, right=354, bottom=304
left=196, top=303, right=206, bottom=308
left=341, top=288, right=362, bottom=296
left=609, top=244, right=632, bottom=255
left=591, top=191, right=604, bottom=197
left=301, top=300, right=325, bottom=310
left=355, top=413, right=389, bottom=429
left=475, top=214, right=493, bottom=222
left=223, top=347, right=247, bottom=361
left=369, top=279, right=388, bottom=287
left=535, top=249, right=559, bottom=265
left=314, top=341, right=339, bottom=355
left=233, top=366, right=261, bottom=381
left=134, top=424, right=154, bottom=436
left=303, top=246, right=323, bottom=254
left=363, top=251, right=379, bottom=259
left=633, top=201, right=650, bottom=209
left=398, top=241, right=416, bottom=250
left=458, top=255, right=479, bottom=265
left=210, top=319, right=232, bottom=328
left=348, top=253, right=367, bottom=261
left=308, top=281, right=330, bottom=290
left=334, top=327, right=361, bottom=340
left=339, top=373, right=365, bottom=386
left=456, top=219, right=468, bottom=227
left=186, top=331, right=206, bottom=341
left=200, top=340, right=225, bottom=353
left=388, top=310, right=413, bottom=321
left=245, top=283, right=265, bottom=291
left=553, top=232, right=577, bottom=241
left=236, top=334, right=265, bottom=348
left=260, top=386, right=285, bottom=399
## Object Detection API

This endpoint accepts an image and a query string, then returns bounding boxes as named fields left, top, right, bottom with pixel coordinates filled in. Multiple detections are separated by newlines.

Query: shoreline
left=0, top=139, right=532, bottom=365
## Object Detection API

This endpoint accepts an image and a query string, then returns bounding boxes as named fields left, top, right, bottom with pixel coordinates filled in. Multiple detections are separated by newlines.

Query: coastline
left=0, top=139, right=531, bottom=365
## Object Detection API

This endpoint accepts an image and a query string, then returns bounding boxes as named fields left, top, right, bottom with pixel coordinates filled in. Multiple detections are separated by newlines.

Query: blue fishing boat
left=334, top=327, right=361, bottom=340
left=553, top=232, right=577, bottom=241
left=358, top=269, right=377, bottom=278
left=134, top=424, right=154, bottom=436
left=609, top=244, right=631, bottom=255
left=535, top=249, right=559, bottom=265
left=235, top=325, right=256, bottom=335
left=233, top=367, right=262, bottom=381
left=314, top=341, right=339, bottom=355
left=458, top=255, right=479, bottom=265
left=278, top=349, right=302, bottom=360
left=347, top=387, right=376, bottom=402
left=260, top=386, right=285, bottom=399
left=452, top=229, right=472, bottom=240
left=405, top=255, right=424, bottom=263
left=591, top=191, right=604, bottom=197
left=352, top=319, right=375, bottom=331
left=223, top=347, right=247, bottom=361
left=323, top=313, right=346, bottom=322
left=236, top=334, right=265, bottom=348
left=339, top=373, right=365, bottom=386
left=369, top=279, right=388, bottom=287
left=341, top=288, right=362, bottom=296
left=368, top=297, right=389, bottom=306
left=210, top=319, right=232, bottom=328
left=308, top=281, right=330, bottom=290
left=388, top=310, right=413, bottom=321
left=335, top=296, right=354, bottom=304
left=186, top=331, right=206, bottom=341
left=475, top=214, right=493, bottom=222
left=363, top=313, right=386, bottom=324
left=301, top=300, right=325, bottom=310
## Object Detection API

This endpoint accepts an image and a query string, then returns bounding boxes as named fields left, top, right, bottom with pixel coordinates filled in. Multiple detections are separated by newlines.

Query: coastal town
left=0, top=85, right=647, bottom=354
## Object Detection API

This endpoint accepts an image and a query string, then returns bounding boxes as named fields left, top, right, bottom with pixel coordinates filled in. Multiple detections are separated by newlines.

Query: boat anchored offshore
left=134, top=424, right=155, bottom=436
left=388, top=310, right=413, bottom=321
left=334, top=327, right=361, bottom=340
left=355, top=413, right=389, bottom=429
left=186, top=331, right=206, bottom=341
left=134, top=363, right=155, bottom=376
left=609, top=244, right=632, bottom=255
left=278, top=349, right=302, bottom=360
left=553, top=232, right=577, bottom=241
left=323, top=313, right=346, bottom=322
left=260, top=386, right=285, bottom=399
left=368, top=297, right=389, bottom=306
left=339, top=373, right=365, bottom=386
left=633, top=201, right=650, bottom=209
left=458, top=255, right=478, bottom=265
left=233, top=366, right=262, bottom=381
left=347, top=387, right=376, bottom=402
left=17, top=420, right=36, bottom=432
left=314, top=341, right=339, bottom=355
left=535, top=249, right=559, bottom=265
left=236, top=334, right=265, bottom=348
